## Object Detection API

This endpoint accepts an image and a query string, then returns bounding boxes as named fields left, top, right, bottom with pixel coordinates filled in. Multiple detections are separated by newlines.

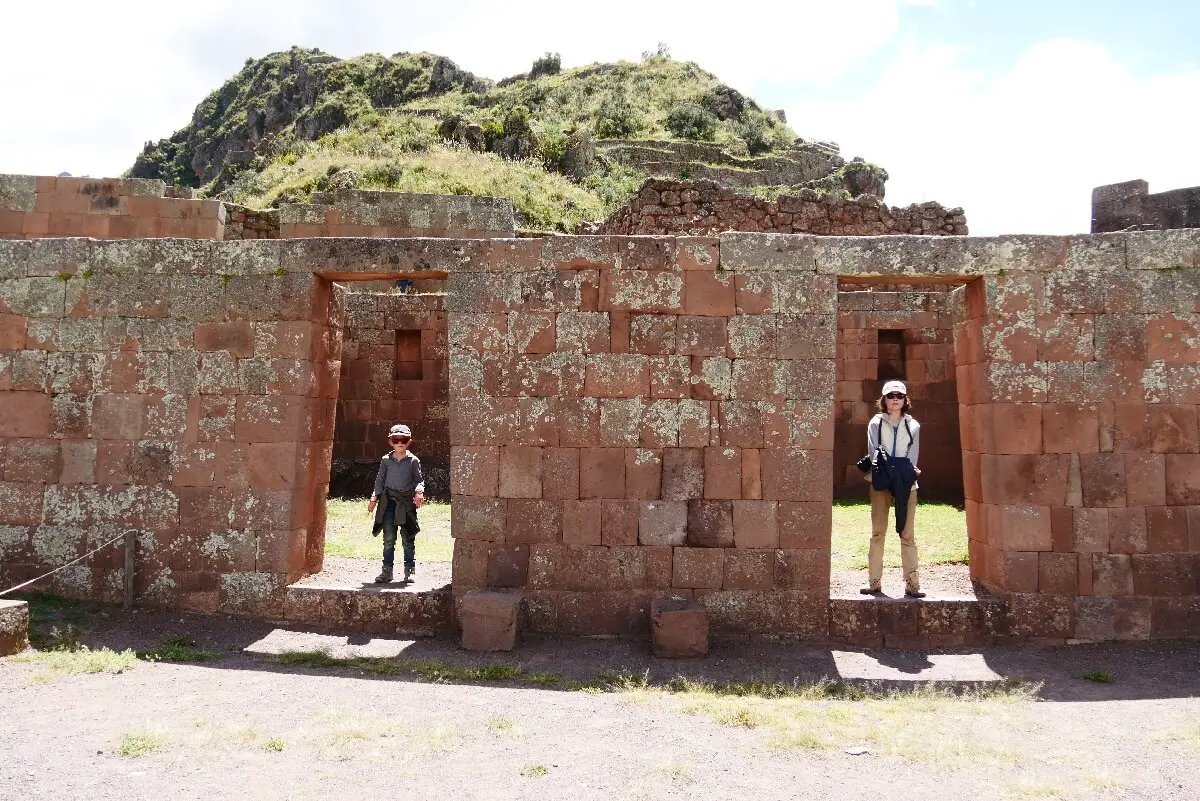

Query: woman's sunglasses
left=389, top=436, right=411, bottom=444
left=885, top=393, right=906, bottom=400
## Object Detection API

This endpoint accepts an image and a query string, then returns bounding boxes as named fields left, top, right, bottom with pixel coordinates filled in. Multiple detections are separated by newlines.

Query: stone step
left=829, top=596, right=1009, bottom=649
left=283, top=584, right=453, bottom=637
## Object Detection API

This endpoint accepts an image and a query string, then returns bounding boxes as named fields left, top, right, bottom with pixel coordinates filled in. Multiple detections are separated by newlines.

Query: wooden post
left=123, top=531, right=136, bottom=610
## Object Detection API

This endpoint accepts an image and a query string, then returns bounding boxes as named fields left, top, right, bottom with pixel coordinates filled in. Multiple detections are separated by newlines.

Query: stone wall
left=594, top=179, right=967, bottom=237
left=1092, top=179, right=1200, bottom=233
left=279, top=190, right=516, bottom=239
left=0, top=174, right=513, bottom=244
left=331, top=290, right=450, bottom=498
left=0, top=175, right=226, bottom=240
left=595, top=140, right=843, bottom=189
left=0, top=231, right=1198, bottom=642
left=0, top=237, right=341, bottom=614
left=834, top=286, right=962, bottom=501
left=446, top=235, right=835, bottom=637
left=223, top=205, right=281, bottom=240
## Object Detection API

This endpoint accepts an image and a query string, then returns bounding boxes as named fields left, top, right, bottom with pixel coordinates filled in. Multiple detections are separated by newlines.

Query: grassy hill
left=130, top=47, right=806, bottom=231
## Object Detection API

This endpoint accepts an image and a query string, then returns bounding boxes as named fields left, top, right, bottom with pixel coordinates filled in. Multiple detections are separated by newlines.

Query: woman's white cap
left=881, top=380, right=907, bottom=396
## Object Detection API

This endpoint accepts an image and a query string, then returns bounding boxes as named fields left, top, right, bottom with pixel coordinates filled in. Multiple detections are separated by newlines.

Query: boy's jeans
left=381, top=495, right=419, bottom=570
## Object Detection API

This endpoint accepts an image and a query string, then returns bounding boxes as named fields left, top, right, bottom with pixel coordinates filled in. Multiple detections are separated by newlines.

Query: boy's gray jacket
left=372, top=451, right=425, bottom=497
left=370, top=452, right=425, bottom=536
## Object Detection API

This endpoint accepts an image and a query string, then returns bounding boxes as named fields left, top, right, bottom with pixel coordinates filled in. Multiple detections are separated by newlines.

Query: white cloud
left=0, top=0, right=916, bottom=178
left=787, top=39, right=1200, bottom=235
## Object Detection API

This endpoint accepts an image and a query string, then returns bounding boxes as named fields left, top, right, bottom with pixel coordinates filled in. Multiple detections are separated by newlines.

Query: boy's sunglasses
left=389, top=436, right=411, bottom=444
left=885, top=393, right=906, bottom=400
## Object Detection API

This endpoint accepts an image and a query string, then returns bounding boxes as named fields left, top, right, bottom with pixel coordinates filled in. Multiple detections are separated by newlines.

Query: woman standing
left=861, top=380, right=925, bottom=598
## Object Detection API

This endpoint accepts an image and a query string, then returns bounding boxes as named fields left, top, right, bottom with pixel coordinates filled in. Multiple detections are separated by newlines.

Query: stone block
left=1041, top=404, right=1099, bottom=453
left=1091, top=553, right=1133, bottom=596
left=638, top=500, right=687, bottom=546
left=624, top=448, right=662, bottom=499
left=562, top=499, right=602, bottom=545
left=1146, top=506, right=1189, bottom=553
left=1003, top=551, right=1040, bottom=592
left=506, top=500, right=562, bottom=545
left=0, top=599, right=29, bottom=656
left=661, top=447, right=704, bottom=500
left=601, top=499, right=639, bottom=546
left=498, top=446, right=542, bottom=498
left=732, top=500, right=778, bottom=549
left=451, top=446, right=499, bottom=497
left=451, top=497, right=507, bottom=541
left=686, top=500, right=734, bottom=547
left=459, top=590, right=521, bottom=651
left=1038, top=552, right=1078, bottom=595
left=774, top=548, right=830, bottom=591
left=676, top=315, right=728, bottom=356
left=703, top=446, right=741, bottom=499
left=650, top=597, right=709, bottom=658
left=760, top=448, right=831, bottom=502
left=777, top=502, right=832, bottom=549
left=579, top=447, right=625, bottom=498
left=1165, top=454, right=1200, bottom=505
left=584, top=353, right=650, bottom=397
left=1078, top=453, right=1127, bottom=508
left=673, top=547, right=724, bottom=588
left=1124, top=454, right=1165, bottom=507
left=682, top=271, right=735, bottom=317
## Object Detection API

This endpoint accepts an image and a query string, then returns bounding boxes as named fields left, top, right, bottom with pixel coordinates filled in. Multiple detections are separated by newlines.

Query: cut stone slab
left=651, top=597, right=709, bottom=658
left=0, top=599, right=30, bottom=656
left=459, top=590, right=521, bottom=652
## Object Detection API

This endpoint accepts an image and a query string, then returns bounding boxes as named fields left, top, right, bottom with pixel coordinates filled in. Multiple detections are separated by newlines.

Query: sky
left=1, top=0, right=1197, bottom=235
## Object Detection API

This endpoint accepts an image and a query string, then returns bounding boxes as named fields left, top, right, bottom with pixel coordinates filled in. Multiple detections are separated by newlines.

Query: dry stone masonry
left=0, top=171, right=1198, bottom=647
left=594, top=178, right=967, bottom=237
left=1093, top=179, right=1200, bottom=233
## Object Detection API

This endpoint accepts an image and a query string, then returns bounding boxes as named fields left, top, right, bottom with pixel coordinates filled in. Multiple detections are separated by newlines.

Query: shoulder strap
left=903, top=417, right=913, bottom=455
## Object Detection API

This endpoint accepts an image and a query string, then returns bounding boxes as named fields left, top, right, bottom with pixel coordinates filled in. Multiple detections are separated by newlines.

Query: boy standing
left=368, top=424, right=425, bottom=583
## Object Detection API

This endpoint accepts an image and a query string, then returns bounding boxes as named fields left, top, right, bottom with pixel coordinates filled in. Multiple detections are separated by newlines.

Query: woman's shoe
left=859, top=587, right=883, bottom=595
left=904, top=589, right=926, bottom=598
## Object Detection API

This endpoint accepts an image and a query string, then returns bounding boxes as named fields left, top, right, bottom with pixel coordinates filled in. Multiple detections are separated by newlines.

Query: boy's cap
left=389, top=424, right=412, bottom=437
left=881, top=380, right=907, bottom=396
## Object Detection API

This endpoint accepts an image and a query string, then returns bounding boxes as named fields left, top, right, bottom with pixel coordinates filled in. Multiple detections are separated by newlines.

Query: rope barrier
left=0, top=532, right=127, bottom=597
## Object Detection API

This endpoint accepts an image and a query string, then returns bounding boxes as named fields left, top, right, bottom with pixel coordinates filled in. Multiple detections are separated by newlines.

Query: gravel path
left=295, top=556, right=452, bottom=592
left=2, top=603, right=1198, bottom=801
left=830, top=563, right=982, bottom=599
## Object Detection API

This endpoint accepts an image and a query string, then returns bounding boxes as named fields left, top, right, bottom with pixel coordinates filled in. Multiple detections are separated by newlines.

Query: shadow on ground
left=12, top=592, right=1200, bottom=703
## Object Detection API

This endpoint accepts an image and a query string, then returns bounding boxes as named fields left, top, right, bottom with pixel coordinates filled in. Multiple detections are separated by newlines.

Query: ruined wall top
left=2, top=229, right=1195, bottom=285
left=592, top=178, right=966, bottom=238
left=1093, top=179, right=1200, bottom=233
left=0, top=173, right=515, bottom=242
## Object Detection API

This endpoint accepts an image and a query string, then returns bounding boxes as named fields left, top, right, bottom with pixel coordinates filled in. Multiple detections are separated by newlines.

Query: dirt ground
left=2, top=599, right=1198, bottom=801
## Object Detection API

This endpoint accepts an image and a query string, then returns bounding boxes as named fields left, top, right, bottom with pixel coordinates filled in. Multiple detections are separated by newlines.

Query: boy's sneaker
left=403, top=565, right=416, bottom=582
left=374, top=567, right=393, bottom=584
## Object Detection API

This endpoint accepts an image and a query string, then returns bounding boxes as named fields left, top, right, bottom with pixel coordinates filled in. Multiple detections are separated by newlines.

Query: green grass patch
left=116, top=729, right=167, bottom=757
left=520, top=764, right=549, bottom=778
left=831, top=498, right=967, bottom=571
left=1081, top=670, right=1114, bottom=683
left=267, top=649, right=530, bottom=684
left=323, top=497, right=452, bottom=562
left=137, top=635, right=222, bottom=663
left=13, top=646, right=139, bottom=680
left=676, top=678, right=1040, bottom=768
left=262, top=737, right=286, bottom=752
